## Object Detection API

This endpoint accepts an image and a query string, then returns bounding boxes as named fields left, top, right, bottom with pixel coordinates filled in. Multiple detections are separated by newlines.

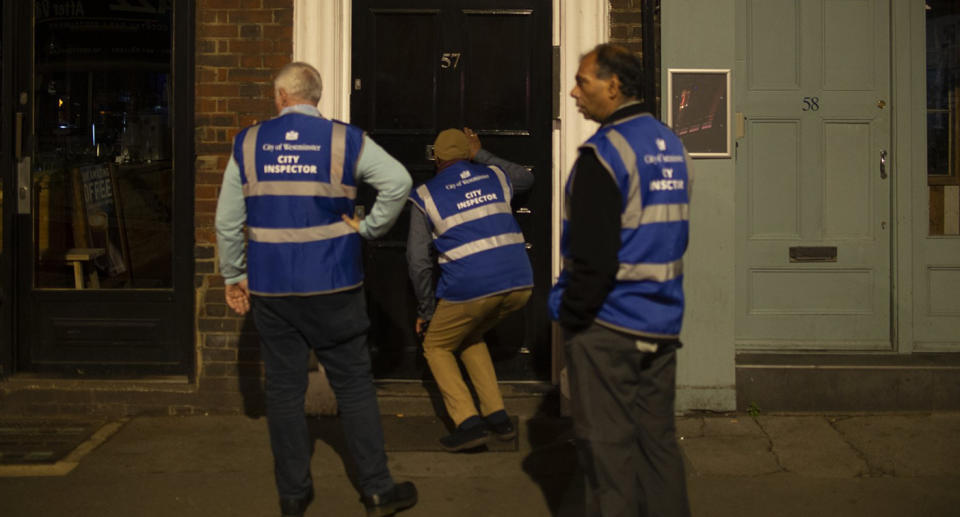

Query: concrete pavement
left=1, top=412, right=958, bottom=516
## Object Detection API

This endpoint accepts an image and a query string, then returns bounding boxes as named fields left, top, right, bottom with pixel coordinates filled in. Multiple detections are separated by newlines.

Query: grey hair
left=274, top=62, right=323, bottom=103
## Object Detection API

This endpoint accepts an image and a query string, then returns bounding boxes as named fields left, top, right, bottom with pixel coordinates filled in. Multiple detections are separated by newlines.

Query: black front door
left=352, top=0, right=553, bottom=380
left=4, top=0, right=194, bottom=377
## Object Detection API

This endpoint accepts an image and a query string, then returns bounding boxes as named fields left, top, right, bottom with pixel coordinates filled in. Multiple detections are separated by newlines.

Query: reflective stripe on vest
left=563, top=257, right=684, bottom=282
left=439, top=232, right=525, bottom=264
left=240, top=121, right=356, bottom=200
left=249, top=221, right=356, bottom=243
left=414, top=165, right=513, bottom=236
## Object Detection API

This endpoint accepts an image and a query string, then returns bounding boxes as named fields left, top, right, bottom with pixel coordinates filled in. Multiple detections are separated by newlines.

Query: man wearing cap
left=407, top=127, right=534, bottom=451
left=549, top=44, right=692, bottom=516
left=216, top=62, right=418, bottom=517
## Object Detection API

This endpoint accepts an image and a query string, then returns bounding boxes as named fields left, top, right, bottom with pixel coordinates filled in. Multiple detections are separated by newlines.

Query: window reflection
left=927, top=1, right=960, bottom=235
left=32, top=2, right=173, bottom=288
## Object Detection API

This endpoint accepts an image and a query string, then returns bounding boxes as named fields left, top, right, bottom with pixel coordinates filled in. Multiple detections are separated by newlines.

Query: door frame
left=292, top=0, right=609, bottom=380
left=0, top=0, right=20, bottom=378
left=4, top=0, right=196, bottom=377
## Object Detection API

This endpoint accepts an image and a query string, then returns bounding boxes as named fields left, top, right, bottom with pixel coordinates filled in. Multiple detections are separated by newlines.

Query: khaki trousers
left=422, top=288, right=532, bottom=427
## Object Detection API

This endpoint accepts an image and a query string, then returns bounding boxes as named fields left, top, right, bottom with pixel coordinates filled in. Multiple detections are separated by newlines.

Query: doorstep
left=0, top=374, right=559, bottom=419
left=736, top=352, right=960, bottom=412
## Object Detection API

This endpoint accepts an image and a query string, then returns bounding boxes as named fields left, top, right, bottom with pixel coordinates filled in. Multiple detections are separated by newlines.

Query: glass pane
left=926, top=0, right=960, bottom=235
left=32, top=3, right=173, bottom=288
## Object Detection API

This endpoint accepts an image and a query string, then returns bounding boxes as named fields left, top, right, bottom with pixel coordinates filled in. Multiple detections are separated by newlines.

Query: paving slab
left=757, top=415, right=868, bottom=477
left=1, top=414, right=959, bottom=517
left=675, top=416, right=704, bottom=439
left=680, top=416, right=782, bottom=477
left=689, top=474, right=960, bottom=517
left=832, top=413, right=960, bottom=477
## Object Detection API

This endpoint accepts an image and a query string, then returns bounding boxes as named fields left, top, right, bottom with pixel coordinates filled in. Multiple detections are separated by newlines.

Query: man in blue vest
left=407, top=128, right=534, bottom=451
left=549, top=44, right=693, bottom=516
left=215, top=62, right=417, bottom=517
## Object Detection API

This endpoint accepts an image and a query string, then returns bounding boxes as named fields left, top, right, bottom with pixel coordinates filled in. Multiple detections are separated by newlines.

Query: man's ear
left=607, top=75, right=622, bottom=100
left=276, top=88, right=289, bottom=107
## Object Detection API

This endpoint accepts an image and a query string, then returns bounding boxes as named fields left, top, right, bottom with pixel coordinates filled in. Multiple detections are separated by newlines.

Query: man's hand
left=341, top=212, right=362, bottom=232
left=225, top=279, right=251, bottom=316
left=464, top=127, right=481, bottom=160
left=416, top=317, right=430, bottom=337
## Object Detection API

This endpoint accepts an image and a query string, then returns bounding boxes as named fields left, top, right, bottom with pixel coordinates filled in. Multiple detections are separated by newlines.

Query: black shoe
left=484, top=410, right=517, bottom=441
left=439, top=416, right=491, bottom=451
left=279, top=487, right=313, bottom=517
left=363, top=481, right=418, bottom=517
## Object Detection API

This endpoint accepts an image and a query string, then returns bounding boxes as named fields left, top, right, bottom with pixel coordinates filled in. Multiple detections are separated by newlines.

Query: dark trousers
left=565, top=323, right=690, bottom=517
left=251, top=288, right=393, bottom=501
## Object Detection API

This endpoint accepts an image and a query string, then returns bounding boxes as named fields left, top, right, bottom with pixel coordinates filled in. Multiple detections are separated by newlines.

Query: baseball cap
left=433, top=128, right=470, bottom=161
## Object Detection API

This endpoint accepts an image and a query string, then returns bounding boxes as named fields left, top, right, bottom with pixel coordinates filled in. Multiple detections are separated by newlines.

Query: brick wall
left=194, top=0, right=294, bottom=401
left=609, top=0, right=660, bottom=114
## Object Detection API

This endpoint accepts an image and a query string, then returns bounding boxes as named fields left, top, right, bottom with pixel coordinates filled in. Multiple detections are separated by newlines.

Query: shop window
left=32, top=3, right=174, bottom=288
left=927, top=1, right=960, bottom=235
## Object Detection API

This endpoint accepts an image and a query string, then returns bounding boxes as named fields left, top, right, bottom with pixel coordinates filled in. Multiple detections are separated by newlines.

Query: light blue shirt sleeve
left=214, top=156, right=248, bottom=285
left=355, top=135, right=413, bottom=239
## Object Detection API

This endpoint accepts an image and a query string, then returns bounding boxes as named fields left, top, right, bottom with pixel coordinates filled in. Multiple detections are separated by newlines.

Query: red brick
left=197, top=40, right=216, bottom=53
left=197, top=83, right=241, bottom=98
left=262, top=24, right=292, bottom=41
left=195, top=213, right=216, bottom=226
left=238, top=114, right=262, bottom=127
left=197, top=99, right=220, bottom=113
left=198, top=142, right=232, bottom=154
left=202, top=0, right=241, bottom=8
left=230, top=39, right=274, bottom=54
left=199, top=23, right=239, bottom=38
left=196, top=228, right=216, bottom=244
left=199, top=10, right=221, bottom=23
left=273, top=9, right=293, bottom=24
left=197, top=54, right=239, bottom=67
left=197, top=69, right=218, bottom=82
left=240, top=55, right=262, bottom=68
left=228, top=68, right=275, bottom=83
left=228, top=10, right=274, bottom=23
left=196, top=172, right=225, bottom=186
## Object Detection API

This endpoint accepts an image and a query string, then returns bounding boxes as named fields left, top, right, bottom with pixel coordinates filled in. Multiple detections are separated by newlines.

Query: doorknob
left=880, top=150, right=888, bottom=180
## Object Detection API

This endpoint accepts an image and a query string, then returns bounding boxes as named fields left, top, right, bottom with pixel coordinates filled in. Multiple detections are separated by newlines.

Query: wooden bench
left=59, top=248, right=106, bottom=289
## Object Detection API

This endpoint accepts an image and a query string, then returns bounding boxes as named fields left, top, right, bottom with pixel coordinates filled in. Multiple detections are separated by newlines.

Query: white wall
left=662, top=0, right=737, bottom=410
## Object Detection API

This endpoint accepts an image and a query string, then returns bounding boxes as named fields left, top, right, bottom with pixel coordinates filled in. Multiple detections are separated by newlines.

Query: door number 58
left=440, top=52, right=462, bottom=69
left=802, top=96, right=820, bottom=111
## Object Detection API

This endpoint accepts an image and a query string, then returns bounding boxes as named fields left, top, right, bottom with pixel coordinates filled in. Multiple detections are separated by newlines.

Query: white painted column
left=553, top=1, right=609, bottom=281
left=292, top=0, right=351, bottom=121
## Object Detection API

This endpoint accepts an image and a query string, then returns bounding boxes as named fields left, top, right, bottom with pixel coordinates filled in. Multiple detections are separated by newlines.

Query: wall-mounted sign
left=666, top=69, right=731, bottom=158
left=35, top=0, right=171, bottom=66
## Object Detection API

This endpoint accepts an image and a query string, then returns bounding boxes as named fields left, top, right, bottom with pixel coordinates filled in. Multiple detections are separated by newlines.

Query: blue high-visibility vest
left=409, top=160, right=533, bottom=301
left=549, top=113, right=690, bottom=338
left=233, top=112, right=364, bottom=296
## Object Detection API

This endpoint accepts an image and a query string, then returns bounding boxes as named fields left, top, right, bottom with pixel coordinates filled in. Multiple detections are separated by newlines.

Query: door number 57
left=802, top=96, right=820, bottom=111
left=440, top=52, right=462, bottom=69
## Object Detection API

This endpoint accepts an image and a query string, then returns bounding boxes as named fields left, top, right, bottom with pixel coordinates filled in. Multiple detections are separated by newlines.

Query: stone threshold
left=736, top=352, right=960, bottom=412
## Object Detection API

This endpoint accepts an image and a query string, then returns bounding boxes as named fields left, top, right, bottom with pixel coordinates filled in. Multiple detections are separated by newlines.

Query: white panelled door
left=735, top=0, right=891, bottom=349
